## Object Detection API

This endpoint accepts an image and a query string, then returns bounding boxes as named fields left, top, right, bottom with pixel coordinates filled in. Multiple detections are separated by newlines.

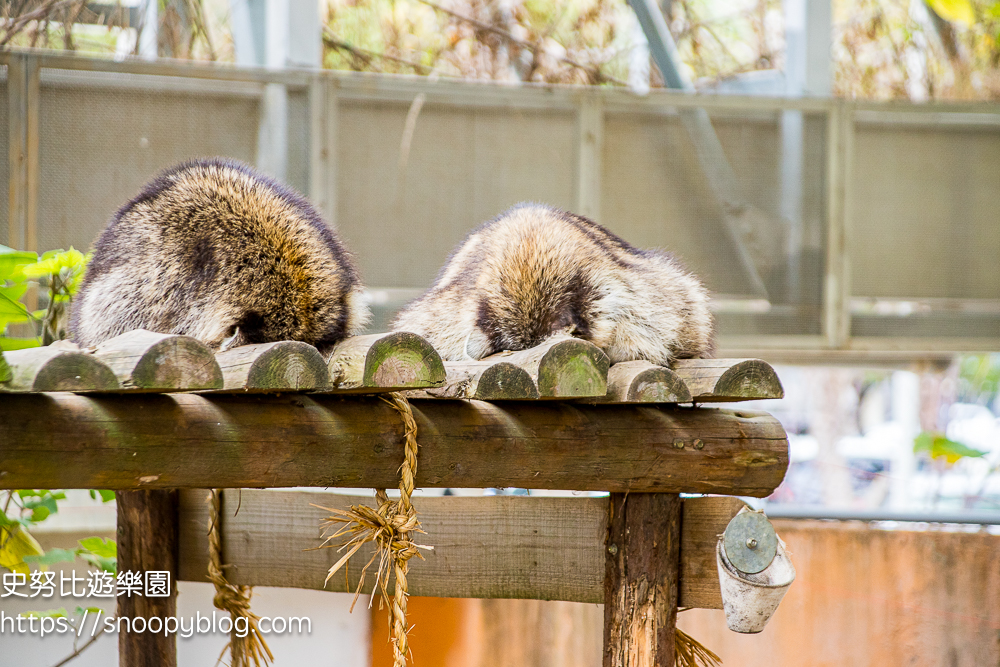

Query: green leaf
left=21, top=608, right=68, bottom=619
left=0, top=350, right=10, bottom=384
left=23, top=494, right=60, bottom=517
left=24, top=548, right=79, bottom=568
left=88, top=490, right=115, bottom=503
left=28, top=505, right=50, bottom=522
left=926, top=0, right=976, bottom=25
left=0, top=525, right=44, bottom=575
left=0, top=292, right=30, bottom=317
left=74, top=606, right=104, bottom=616
left=0, top=337, right=42, bottom=351
left=78, top=553, right=116, bottom=574
left=0, top=283, right=29, bottom=303
left=0, top=246, right=37, bottom=280
left=78, top=537, right=116, bottom=559
left=914, top=431, right=986, bottom=464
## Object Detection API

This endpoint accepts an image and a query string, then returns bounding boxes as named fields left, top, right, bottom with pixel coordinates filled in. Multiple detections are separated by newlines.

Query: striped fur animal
left=392, top=203, right=713, bottom=364
left=70, top=158, right=369, bottom=353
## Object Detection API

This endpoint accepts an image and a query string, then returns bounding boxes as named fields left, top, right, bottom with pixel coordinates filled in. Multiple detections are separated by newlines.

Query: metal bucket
left=716, top=509, right=796, bottom=633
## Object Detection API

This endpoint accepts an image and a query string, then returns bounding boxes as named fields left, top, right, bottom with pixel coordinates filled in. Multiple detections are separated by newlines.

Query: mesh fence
left=4, top=58, right=999, bottom=346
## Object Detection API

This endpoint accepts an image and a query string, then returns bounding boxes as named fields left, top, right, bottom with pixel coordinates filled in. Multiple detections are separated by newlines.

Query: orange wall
left=374, top=520, right=1000, bottom=667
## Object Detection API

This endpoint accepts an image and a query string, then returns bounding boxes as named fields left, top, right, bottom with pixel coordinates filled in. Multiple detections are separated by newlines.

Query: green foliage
left=89, top=489, right=116, bottom=503
left=321, top=0, right=783, bottom=87
left=0, top=245, right=91, bottom=349
left=914, top=430, right=987, bottom=464
left=21, top=608, right=68, bottom=619
left=927, top=0, right=976, bottom=25
left=0, top=524, right=44, bottom=575
left=23, top=548, right=79, bottom=568
left=2, top=490, right=118, bottom=577
left=77, top=537, right=117, bottom=573
left=957, top=354, right=1000, bottom=405
left=835, top=0, right=1000, bottom=101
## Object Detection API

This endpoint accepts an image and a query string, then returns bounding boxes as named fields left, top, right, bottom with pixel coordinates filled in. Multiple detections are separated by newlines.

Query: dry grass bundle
left=315, top=393, right=431, bottom=667
left=675, top=620, right=722, bottom=667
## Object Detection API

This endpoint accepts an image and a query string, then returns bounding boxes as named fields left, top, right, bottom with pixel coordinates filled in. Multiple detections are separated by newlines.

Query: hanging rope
left=315, top=392, right=430, bottom=667
left=208, top=489, right=274, bottom=667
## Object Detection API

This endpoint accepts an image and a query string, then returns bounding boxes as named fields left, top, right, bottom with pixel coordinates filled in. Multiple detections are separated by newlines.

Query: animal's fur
left=392, top=203, right=714, bottom=365
left=71, top=158, right=369, bottom=352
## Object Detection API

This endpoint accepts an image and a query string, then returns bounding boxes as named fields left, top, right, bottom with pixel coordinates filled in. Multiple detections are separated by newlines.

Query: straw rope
left=315, top=392, right=429, bottom=667
left=208, top=489, right=275, bottom=667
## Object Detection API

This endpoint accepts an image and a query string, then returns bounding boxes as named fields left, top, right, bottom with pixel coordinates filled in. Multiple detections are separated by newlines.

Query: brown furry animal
left=392, top=203, right=713, bottom=365
left=71, top=158, right=369, bottom=352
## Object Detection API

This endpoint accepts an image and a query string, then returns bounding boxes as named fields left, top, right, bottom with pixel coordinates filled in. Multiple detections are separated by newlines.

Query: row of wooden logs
left=0, top=328, right=783, bottom=403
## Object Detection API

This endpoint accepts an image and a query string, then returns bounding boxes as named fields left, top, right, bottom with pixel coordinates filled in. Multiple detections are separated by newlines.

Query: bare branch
left=417, top=0, right=626, bottom=86
left=323, top=27, right=433, bottom=74
left=51, top=626, right=105, bottom=667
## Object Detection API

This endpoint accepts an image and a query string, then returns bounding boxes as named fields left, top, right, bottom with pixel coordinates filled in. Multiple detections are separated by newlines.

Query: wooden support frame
left=117, top=489, right=179, bottom=667
left=176, top=490, right=743, bottom=609
left=604, top=492, right=681, bottom=666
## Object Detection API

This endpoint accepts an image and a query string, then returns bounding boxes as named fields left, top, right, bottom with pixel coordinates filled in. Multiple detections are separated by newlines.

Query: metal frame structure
left=2, top=48, right=999, bottom=364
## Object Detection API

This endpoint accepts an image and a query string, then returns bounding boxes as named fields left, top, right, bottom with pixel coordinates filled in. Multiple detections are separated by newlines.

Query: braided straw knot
left=315, top=393, right=431, bottom=667
left=207, top=489, right=275, bottom=667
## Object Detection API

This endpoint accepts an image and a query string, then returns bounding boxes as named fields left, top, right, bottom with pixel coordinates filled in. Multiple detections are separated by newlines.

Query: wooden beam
left=176, top=490, right=741, bottom=609
left=680, top=495, right=744, bottom=608
left=672, top=358, right=784, bottom=402
left=0, top=346, right=119, bottom=392
left=495, top=337, right=609, bottom=398
left=0, top=395, right=788, bottom=495
left=603, top=493, right=681, bottom=667
left=92, top=330, right=223, bottom=391
left=325, top=331, right=446, bottom=393
left=117, top=489, right=179, bottom=667
left=214, top=341, right=329, bottom=392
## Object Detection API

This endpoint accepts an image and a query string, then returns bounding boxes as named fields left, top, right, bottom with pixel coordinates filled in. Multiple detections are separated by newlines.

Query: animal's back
left=392, top=204, right=713, bottom=364
left=71, top=158, right=369, bottom=351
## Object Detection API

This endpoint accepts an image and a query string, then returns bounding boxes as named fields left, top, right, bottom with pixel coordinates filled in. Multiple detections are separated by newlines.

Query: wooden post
left=604, top=493, right=681, bottom=667
left=117, top=489, right=179, bottom=667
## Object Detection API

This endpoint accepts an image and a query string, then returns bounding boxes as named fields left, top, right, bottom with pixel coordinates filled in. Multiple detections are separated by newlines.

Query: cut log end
left=537, top=339, right=609, bottom=398
left=216, top=341, right=329, bottom=392
left=673, top=357, right=784, bottom=403
left=94, top=330, right=223, bottom=391
left=597, top=361, right=692, bottom=404
left=714, top=359, right=784, bottom=401
left=327, top=331, right=446, bottom=392
left=134, top=337, right=223, bottom=390
left=498, top=337, right=609, bottom=398
left=366, top=331, right=446, bottom=387
left=474, top=362, right=539, bottom=400
left=1, top=347, right=119, bottom=392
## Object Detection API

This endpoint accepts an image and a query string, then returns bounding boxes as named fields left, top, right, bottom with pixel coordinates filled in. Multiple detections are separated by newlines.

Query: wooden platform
left=0, top=328, right=784, bottom=403
left=0, top=328, right=790, bottom=667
